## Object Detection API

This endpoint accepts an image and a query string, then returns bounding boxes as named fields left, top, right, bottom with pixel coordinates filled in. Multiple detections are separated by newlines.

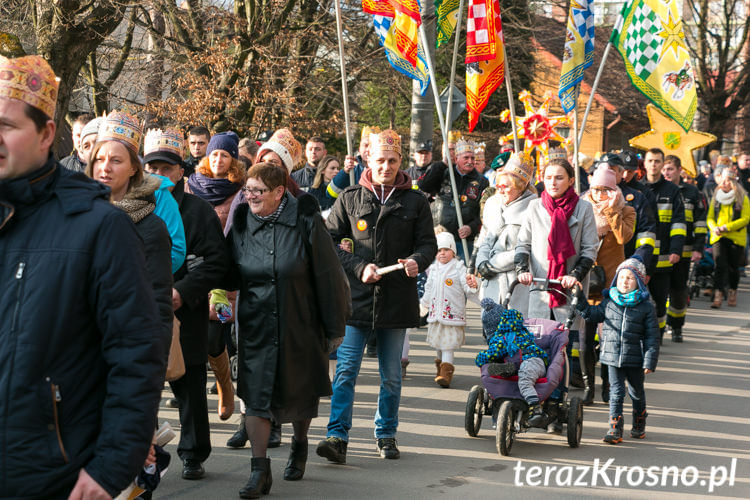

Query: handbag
left=165, top=316, right=185, bottom=382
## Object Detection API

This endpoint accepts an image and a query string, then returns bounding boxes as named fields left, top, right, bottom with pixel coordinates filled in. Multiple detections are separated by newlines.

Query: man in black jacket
left=0, top=55, right=169, bottom=498
left=144, top=128, right=229, bottom=480
left=317, top=129, right=437, bottom=463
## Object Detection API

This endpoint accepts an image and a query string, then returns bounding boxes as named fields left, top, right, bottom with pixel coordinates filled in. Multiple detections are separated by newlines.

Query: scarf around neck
left=715, top=188, right=736, bottom=206
left=609, top=287, right=643, bottom=307
left=252, top=191, right=288, bottom=223
left=187, top=172, right=241, bottom=206
left=541, top=187, right=579, bottom=307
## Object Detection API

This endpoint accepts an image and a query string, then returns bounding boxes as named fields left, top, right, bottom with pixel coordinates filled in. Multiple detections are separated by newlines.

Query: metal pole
left=419, top=23, right=470, bottom=260
left=502, top=45, right=520, bottom=152
left=443, top=0, right=465, bottom=152
left=572, top=83, right=580, bottom=194
left=577, top=42, right=612, bottom=150
left=334, top=0, right=355, bottom=185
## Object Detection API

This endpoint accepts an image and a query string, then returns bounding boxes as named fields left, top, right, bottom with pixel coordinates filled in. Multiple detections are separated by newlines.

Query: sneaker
left=486, top=362, right=517, bottom=377
left=316, top=437, right=347, bottom=464
left=376, top=438, right=400, bottom=459
left=527, top=403, right=546, bottom=427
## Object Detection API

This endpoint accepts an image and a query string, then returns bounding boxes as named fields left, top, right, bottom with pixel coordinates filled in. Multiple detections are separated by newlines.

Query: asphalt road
left=153, top=278, right=750, bottom=499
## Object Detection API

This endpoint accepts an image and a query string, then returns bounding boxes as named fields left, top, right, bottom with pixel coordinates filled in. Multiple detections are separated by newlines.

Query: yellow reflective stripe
left=635, top=231, right=656, bottom=249
left=685, top=209, right=694, bottom=222
left=671, top=223, right=687, bottom=237
left=656, top=254, right=672, bottom=268
left=658, top=318, right=666, bottom=329
left=694, top=227, right=708, bottom=234
left=326, top=183, right=339, bottom=199
left=682, top=250, right=693, bottom=258
left=658, top=210, right=673, bottom=222
left=667, top=307, right=687, bottom=318
left=571, top=348, right=580, bottom=358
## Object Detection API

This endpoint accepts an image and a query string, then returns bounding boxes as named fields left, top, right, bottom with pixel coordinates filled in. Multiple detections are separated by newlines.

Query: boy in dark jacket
left=577, top=257, right=660, bottom=444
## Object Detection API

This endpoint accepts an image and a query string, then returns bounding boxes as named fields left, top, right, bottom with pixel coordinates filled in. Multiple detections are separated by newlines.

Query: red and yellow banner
left=363, top=0, right=422, bottom=67
left=466, top=0, right=504, bottom=131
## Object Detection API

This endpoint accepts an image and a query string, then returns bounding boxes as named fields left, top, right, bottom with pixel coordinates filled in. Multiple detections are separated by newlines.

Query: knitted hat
left=0, top=55, right=59, bottom=119
left=143, top=127, right=184, bottom=165
left=98, top=110, right=142, bottom=153
left=207, top=131, right=239, bottom=159
left=256, top=128, right=303, bottom=173
left=612, top=256, right=649, bottom=296
left=369, top=129, right=402, bottom=156
left=590, top=165, right=617, bottom=191
left=480, top=298, right=506, bottom=341
left=80, top=117, right=103, bottom=141
left=360, top=125, right=381, bottom=143
left=502, top=152, right=535, bottom=186
left=490, top=151, right=511, bottom=171
left=436, top=231, right=457, bottom=254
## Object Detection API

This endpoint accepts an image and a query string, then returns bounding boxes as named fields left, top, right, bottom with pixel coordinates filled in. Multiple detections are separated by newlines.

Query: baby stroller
left=689, top=248, right=715, bottom=299
left=464, top=279, right=584, bottom=456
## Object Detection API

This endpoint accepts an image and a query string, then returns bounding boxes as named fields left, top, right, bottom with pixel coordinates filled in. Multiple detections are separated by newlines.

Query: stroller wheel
left=496, top=400, right=516, bottom=456
left=567, top=397, right=584, bottom=448
left=230, top=354, right=238, bottom=382
left=464, top=385, right=484, bottom=437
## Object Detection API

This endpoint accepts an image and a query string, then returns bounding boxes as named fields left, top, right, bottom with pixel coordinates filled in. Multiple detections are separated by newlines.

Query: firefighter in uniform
left=642, top=148, right=686, bottom=340
left=662, top=155, right=707, bottom=342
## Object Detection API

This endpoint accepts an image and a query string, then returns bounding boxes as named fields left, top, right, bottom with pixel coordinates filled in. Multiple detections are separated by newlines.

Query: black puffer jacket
left=327, top=172, right=437, bottom=329
left=0, top=160, right=169, bottom=498
left=577, top=292, right=660, bottom=370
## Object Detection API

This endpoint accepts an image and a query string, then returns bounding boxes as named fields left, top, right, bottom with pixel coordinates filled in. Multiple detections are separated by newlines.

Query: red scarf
left=541, top=187, right=579, bottom=307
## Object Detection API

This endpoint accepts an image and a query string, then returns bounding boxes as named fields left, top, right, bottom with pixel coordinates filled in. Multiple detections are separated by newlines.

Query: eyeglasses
left=591, top=187, right=613, bottom=194
left=242, top=187, right=270, bottom=197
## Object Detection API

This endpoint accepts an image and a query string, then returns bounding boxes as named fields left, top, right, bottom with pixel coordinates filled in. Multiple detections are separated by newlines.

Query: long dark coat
left=227, top=194, right=349, bottom=414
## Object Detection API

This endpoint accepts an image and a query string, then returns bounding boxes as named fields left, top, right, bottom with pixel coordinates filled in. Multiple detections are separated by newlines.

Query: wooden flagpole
left=576, top=42, right=612, bottom=151
left=334, top=0, right=355, bottom=185
left=502, top=45, right=520, bottom=152
left=573, top=83, right=581, bottom=193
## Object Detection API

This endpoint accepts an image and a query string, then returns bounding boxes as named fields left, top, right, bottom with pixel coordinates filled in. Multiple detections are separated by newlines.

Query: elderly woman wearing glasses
left=475, top=153, right=537, bottom=317
left=226, top=162, right=350, bottom=498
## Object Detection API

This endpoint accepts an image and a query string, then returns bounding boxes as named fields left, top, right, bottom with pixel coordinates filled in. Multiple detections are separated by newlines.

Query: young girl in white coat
left=421, top=231, right=479, bottom=387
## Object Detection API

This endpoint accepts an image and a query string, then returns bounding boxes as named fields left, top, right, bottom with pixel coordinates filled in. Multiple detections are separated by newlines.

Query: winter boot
left=316, top=437, right=347, bottom=464
left=435, top=362, right=455, bottom=388
left=283, top=437, right=308, bottom=481
left=208, top=349, right=234, bottom=420
left=239, top=457, right=272, bottom=498
left=486, top=362, right=517, bottom=377
left=268, top=419, right=281, bottom=448
left=226, top=415, right=248, bottom=448
left=728, top=289, right=738, bottom=307
left=434, top=358, right=442, bottom=377
left=631, top=410, right=648, bottom=439
left=670, top=326, right=683, bottom=343
left=581, top=354, right=596, bottom=405
left=526, top=401, right=546, bottom=427
left=603, top=415, right=624, bottom=444
left=711, top=290, right=724, bottom=309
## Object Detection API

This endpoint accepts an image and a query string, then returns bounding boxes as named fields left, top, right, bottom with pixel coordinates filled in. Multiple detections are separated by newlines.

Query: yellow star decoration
left=658, top=12, right=686, bottom=61
left=630, top=104, right=715, bottom=178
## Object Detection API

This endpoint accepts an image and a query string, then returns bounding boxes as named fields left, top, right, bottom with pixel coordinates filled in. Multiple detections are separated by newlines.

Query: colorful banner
left=364, top=0, right=422, bottom=67
left=558, top=0, right=595, bottom=113
left=435, top=0, right=460, bottom=48
left=373, top=15, right=431, bottom=96
left=465, top=0, right=504, bottom=131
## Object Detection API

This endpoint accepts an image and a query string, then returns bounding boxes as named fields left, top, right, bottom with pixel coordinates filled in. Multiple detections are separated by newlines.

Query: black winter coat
left=0, top=161, right=169, bottom=498
left=327, top=184, right=437, bottom=329
left=172, top=179, right=229, bottom=366
left=577, top=292, right=660, bottom=370
left=227, top=194, right=350, bottom=414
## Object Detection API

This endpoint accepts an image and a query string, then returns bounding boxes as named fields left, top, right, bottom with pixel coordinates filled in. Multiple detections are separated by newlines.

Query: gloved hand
left=477, top=261, right=499, bottom=279
left=327, top=337, right=344, bottom=354
left=209, top=289, right=233, bottom=323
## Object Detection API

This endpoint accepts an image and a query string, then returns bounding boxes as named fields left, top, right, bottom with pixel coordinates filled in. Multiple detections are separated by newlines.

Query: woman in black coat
left=226, top=162, right=349, bottom=498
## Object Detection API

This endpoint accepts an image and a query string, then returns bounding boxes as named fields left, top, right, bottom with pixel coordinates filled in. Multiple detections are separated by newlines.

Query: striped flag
left=435, top=0, right=460, bottom=48
left=558, top=0, right=595, bottom=113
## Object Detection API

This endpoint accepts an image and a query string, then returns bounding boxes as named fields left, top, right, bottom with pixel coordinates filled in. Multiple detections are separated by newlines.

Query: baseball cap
left=416, top=141, right=432, bottom=152
left=619, top=149, right=639, bottom=170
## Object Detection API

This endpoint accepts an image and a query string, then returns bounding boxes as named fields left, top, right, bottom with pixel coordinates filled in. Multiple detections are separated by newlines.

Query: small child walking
left=577, top=257, right=659, bottom=443
left=421, top=232, right=478, bottom=388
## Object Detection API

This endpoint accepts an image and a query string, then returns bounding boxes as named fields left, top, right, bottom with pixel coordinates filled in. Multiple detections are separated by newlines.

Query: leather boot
left=581, top=353, right=595, bottom=406
left=226, top=415, right=248, bottom=448
left=434, top=358, right=442, bottom=377
left=435, top=362, right=454, bottom=388
left=728, top=289, right=738, bottom=307
left=283, top=437, right=308, bottom=481
left=208, top=350, right=234, bottom=420
left=711, top=290, right=723, bottom=309
left=239, top=457, right=272, bottom=498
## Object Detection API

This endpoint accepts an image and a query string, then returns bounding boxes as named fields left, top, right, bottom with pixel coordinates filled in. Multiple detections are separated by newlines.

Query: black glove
left=477, top=261, right=500, bottom=279
left=514, top=252, right=530, bottom=276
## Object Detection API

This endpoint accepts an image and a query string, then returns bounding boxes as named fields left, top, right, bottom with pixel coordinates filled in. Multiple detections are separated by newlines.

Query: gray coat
left=514, top=197, right=598, bottom=330
left=476, top=190, right=537, bottom=316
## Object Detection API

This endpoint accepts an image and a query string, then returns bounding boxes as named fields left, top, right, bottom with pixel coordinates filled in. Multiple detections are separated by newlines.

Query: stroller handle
left=503, top=278, right=582, bottom=330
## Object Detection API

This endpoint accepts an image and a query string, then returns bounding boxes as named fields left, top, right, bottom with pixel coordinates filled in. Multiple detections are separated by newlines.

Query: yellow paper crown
left=474, top=142, right=486, bottom=158
left=0, top=55, right=59, bottom=119
left=269, top=128, right=303, bottom=170
left=448, top=130, right=462, bottom=143
left=369, top=129, right=402, bottom=155
left=98, top=110, right=143, bottom=153
left=361, top=125, right=381, bottom=143
left=144, top=128, right=184, bottom=160
left=502, top=152, right=535, bottom=186
left=548, top=147, right=567, bottom=162
left=455, top=139, right=475, bottom=156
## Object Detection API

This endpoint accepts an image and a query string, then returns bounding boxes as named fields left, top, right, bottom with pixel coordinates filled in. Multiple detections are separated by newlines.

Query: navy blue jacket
left=620, top=182, right=657, bottom=269
left=0, top=160, right=169, bottom=498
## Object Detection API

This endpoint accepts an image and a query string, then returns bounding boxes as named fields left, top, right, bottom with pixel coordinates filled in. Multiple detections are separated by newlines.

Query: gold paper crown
left=502, top=152, right=535, bottom=186
left=270, top=128, right=303, bottom=169
left=455, top=139, right=475, bottom=156
left=548, top=147, right=567, bottom=162
left=98, top=110, right=143, bottom=153
left=369, top=129, right=402, bottom=155
left=448, top=130, right=462, bottom=143
left=474, top=142, right=486, bottom=157
left=0, top=55, right=60, bottom=119
left=144, top=128, right=184, bottom=160
left=361, top=125, right=381, bottom=143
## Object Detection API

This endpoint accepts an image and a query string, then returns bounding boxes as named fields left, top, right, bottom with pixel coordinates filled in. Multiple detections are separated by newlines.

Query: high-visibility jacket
left=642, top=176, right=686, bottom=273
left=707, top=194, right=750, bottom=247
left=678, top=181, right=707, bottom=257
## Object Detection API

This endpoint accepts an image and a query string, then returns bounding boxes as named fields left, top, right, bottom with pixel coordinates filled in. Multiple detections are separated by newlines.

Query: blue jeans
left=327, top=326, right=406, bottom=440
left=608, top=365, right=646, bottom=418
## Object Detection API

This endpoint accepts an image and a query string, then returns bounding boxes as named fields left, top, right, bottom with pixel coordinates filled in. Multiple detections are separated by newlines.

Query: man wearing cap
left=144, top=129, right=229, bottom=479
left=418, top=139, right=489, bottom=260
left=406, top=140, right=438, bottom=185
left=60, top=113, right=94, bottom=172
left=291, top=136, right=327, bottom=190
left=317, top=129, right=437, bottom=463
left=0, top=55, right=169, bottom=498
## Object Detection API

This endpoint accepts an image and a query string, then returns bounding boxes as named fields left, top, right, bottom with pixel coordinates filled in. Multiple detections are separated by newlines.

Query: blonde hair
left=712, top=166, right=747, bottom=210
left=497, top=171, right=537, bottom=195
left=196, top=155, right=245, bottom=184
left=312, top=155, right=340, bottom=189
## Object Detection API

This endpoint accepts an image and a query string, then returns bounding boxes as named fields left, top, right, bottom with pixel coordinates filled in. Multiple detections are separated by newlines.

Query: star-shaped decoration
left=630, top=104, right=716, bottom=178
left=658, top=12, right=687, bottom=61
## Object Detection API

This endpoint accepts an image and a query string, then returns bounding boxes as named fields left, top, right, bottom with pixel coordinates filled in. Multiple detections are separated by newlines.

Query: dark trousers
left=648, top=272, right=670, bottom=332
left=667, top=258, right=690, bottom=329
left=713, top=238, right=743, bottom=292
left=581, top=321, right=597, bottom=384
left=169, top=363, right=211, bottom=462
left=608, top=364, right=646, bottom=418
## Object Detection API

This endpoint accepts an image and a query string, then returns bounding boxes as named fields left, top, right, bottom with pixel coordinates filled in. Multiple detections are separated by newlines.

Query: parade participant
left=0, top=54, right=169, bottom=500
left=327, top=125, right=380, bottom=200
left=60, top=112, right=93, bottom=172
left=445, top=130, right=462, bottom=165
left=405, top=140, right=437, bottom=185
left=185, top=131, right=243, bottom=421
left=291, top=136, right=327, bottom=189
left=641, top=148, right=686, bottom=339
left=144, top=128, right=229, bottom=481
left=474, top=142, right=487, bottom=175
left=576, top=258, right=659, bottom=444
left=238, top=137, right=258, bottom=166
left=707, top=166, right=750, bottom=308
left=309, top=155, right=340, bottom=211
left=615, top=151, right=657, bottom=267
left=419, top=138, right=489, bottom=261
left=662, top=155, right=707, bottom=342
left=317, top=129, right=437, bottom=462
left=224, top=163, right=349, bottom=497
left=475, top=153, right=537, bottom=316
left=421, top=231, right=478, bottom=388
left=184, top=125, right=210, bottom=177
left=77, top=116, right=103, bottom=166
left=580, top=165, right=636, bottom=405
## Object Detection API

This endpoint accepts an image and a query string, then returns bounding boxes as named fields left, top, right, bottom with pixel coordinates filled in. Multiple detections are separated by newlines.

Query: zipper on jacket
left=10, top=262, right=26, bottom=333
left=618, top=307, right=627, bottom=367
left=46, top=377, right=69, bottom=463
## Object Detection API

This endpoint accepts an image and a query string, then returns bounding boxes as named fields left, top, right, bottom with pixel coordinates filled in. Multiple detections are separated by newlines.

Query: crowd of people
left=2, top=54, right=749, bottom=499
